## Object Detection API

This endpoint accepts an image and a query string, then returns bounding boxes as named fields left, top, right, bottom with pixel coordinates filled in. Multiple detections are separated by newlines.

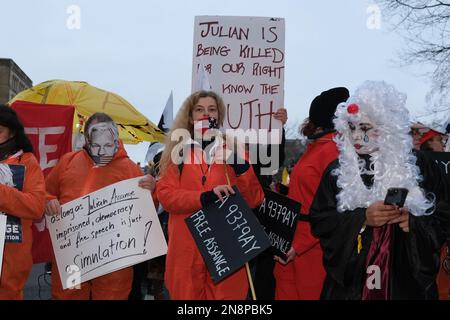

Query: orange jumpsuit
left=0, top=152, right=46, bottom=300
left=274, top=133, right=338, bottom=299
left=157, top=147, right=264, bottom=300
left=45, top=143, right=144, bottom=300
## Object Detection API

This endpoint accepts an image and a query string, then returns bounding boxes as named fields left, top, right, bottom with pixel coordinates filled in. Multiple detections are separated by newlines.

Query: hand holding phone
left=384, top=188, right=409, bottom=207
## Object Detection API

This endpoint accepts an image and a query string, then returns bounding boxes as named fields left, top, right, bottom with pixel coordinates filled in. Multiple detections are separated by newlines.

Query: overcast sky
left=1, top=0, right=433, bottom=163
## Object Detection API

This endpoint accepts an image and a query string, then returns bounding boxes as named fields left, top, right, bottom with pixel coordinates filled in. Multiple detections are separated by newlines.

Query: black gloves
left=227, top=152, right=250, bottom=176
left=200, top=190, right=219, bottom=207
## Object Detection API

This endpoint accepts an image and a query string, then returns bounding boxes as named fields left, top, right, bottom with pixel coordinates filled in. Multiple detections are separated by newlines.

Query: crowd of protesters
left=0, top=81, right=449, bottom=300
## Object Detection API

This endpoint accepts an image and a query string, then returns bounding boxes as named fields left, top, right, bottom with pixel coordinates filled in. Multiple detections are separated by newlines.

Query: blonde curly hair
left=159, top=90, right=225, bottom=176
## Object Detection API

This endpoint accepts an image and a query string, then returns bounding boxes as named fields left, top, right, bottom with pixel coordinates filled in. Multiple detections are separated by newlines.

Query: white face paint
left=348, top=114, right=379, bottom=155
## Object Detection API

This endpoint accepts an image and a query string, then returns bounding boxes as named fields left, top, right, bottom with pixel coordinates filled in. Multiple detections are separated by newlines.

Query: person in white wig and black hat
left=310, top=80, right=450, bottom=299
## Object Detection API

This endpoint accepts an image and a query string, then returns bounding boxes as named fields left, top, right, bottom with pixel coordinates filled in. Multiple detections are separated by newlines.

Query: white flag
left=157, top=91, right=173, bottom=133
left=193, top=60, right=212, bottom=92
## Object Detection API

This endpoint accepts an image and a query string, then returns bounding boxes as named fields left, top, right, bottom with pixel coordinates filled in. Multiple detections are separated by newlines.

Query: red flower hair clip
left=347, top=103, right=359, bottom=114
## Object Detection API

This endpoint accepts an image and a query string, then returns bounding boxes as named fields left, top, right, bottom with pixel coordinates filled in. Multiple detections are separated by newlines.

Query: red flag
left=11, top=101, right=75, bottom=263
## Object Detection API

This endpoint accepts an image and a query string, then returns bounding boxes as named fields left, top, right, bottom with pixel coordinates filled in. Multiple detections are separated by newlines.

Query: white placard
left=0, top=214, right=6, bottom=280
left=46, top=177, right=167, bottom=289
left=192, top=16, right=285, bottom=141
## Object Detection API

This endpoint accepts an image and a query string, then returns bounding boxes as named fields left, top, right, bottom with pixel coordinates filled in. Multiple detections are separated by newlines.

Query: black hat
left=309, top=87, right=349, bottom=129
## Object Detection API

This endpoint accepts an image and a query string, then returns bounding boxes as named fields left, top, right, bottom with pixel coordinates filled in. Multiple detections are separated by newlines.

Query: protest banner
left=192, top=16, right=285, bottom=143
left=11, top=101, right=75, bottom=263
left=256, top=189, right=300, bottom=260
left=46, top=177, right=167, bottom=289
left=186, top=186, right=271, bottom=283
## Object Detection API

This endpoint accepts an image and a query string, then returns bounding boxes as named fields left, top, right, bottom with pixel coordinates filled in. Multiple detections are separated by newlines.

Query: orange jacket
left=0, top=152, right=46, bottom=299
left=46, top=143, right=143, bottom=204
left=157, top=146, right=264, bottom=299
left=45, top=142, right=145, bottom=300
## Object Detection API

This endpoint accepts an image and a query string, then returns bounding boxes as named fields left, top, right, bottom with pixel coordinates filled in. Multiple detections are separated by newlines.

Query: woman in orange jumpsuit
left=0, top=105, right=46, bottom=299
left=157, top=90, right=264, bottom=300
left=45, top=112, right=156, bottom=300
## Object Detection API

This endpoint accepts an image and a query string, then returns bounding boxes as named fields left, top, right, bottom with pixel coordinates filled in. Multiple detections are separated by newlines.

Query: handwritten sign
left=0, top=165, right=25, bottom=244
left=0, top=214, right=6, bottom=279
left=192, top=16, right=285, bottom=139
left=46, top=177, right=167, bottom=289
left=256, top=189, right=300, bottom=260
left=185, top=186, right=271, bottom=283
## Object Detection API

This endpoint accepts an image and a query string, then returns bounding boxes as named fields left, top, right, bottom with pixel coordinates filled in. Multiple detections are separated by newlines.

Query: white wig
left=0, top=164, right=15, bottom=187
left=332, top=80, right=434, bottom=216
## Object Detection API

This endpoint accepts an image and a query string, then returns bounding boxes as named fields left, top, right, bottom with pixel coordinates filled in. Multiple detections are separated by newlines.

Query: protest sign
left=186, top=186, right=271, bottom=283
left=47, top=177, right=167, bottom=289
left=192, top=16, right=285, bottom=142
left=12, top=101, right=75, bottom=263
left=0, top=165, right=25, bottom=244
left=256, top=189, right=300, bottom=260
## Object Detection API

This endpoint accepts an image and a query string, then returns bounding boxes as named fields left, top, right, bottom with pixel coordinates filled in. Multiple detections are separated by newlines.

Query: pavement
left=23, top=263, right=52, bottom=300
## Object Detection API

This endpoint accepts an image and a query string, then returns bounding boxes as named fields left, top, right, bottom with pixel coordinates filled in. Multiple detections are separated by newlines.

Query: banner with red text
left=11, top=101, right=74, bottom=263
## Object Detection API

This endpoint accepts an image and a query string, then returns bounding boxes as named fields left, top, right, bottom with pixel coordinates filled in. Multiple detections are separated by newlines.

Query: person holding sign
left=273, top=87, right=349, bottom=300
left=157, top=90, right=264, bottom=300
left=249, top=107, right=287, bottom=300
left=0, top=105, right=46, bottom=300
left=310, top=81, right=450, bottom=299
left=45, top=112, right=156, bottom=300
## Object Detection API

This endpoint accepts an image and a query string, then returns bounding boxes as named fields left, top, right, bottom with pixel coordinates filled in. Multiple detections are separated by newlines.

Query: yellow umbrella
left=281, top=167, right=290, bottom=186
left=8, top=79, right=165, bottom=144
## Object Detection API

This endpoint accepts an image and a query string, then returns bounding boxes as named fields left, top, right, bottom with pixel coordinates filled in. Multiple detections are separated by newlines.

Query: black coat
left=309, top=151, right=449, bottom=300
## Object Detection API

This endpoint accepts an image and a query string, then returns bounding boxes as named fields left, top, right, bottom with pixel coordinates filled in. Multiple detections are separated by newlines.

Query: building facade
left=0, top=58, right=32, bottom=104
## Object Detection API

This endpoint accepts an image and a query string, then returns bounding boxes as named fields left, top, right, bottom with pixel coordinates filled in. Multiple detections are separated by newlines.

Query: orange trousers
left=0, top=240, right=33, bottom=300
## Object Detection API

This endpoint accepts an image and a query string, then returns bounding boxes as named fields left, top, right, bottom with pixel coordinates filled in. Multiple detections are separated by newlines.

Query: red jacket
left=275, top=132, right=338, bottom=299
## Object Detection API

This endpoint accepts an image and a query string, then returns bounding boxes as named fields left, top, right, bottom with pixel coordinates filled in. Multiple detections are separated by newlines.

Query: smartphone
left=384, top=188, right=409, bottom=207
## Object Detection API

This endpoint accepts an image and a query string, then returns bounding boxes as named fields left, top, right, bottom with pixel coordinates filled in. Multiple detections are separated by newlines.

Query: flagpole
left=224, top=166, right=257, bottom=300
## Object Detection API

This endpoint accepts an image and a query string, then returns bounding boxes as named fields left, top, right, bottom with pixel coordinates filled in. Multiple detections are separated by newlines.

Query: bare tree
left=376, top=0, right=450, bottom=113
left=284, top=121, right=301, bottom=140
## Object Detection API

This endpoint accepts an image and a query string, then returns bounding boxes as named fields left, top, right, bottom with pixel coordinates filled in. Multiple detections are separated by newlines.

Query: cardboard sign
left=11, top=101, right=74, bottom=176
left=186, top=186, right=271, bottom=283
left=256, top=189, right=300, bottom=260
left=192, top=16, right=285, bottom=141
left=12, top=101, right=75, bottom=263
left=0, top=164, right=25, bottom=243
left=46, top=177, right=167, bottom=289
